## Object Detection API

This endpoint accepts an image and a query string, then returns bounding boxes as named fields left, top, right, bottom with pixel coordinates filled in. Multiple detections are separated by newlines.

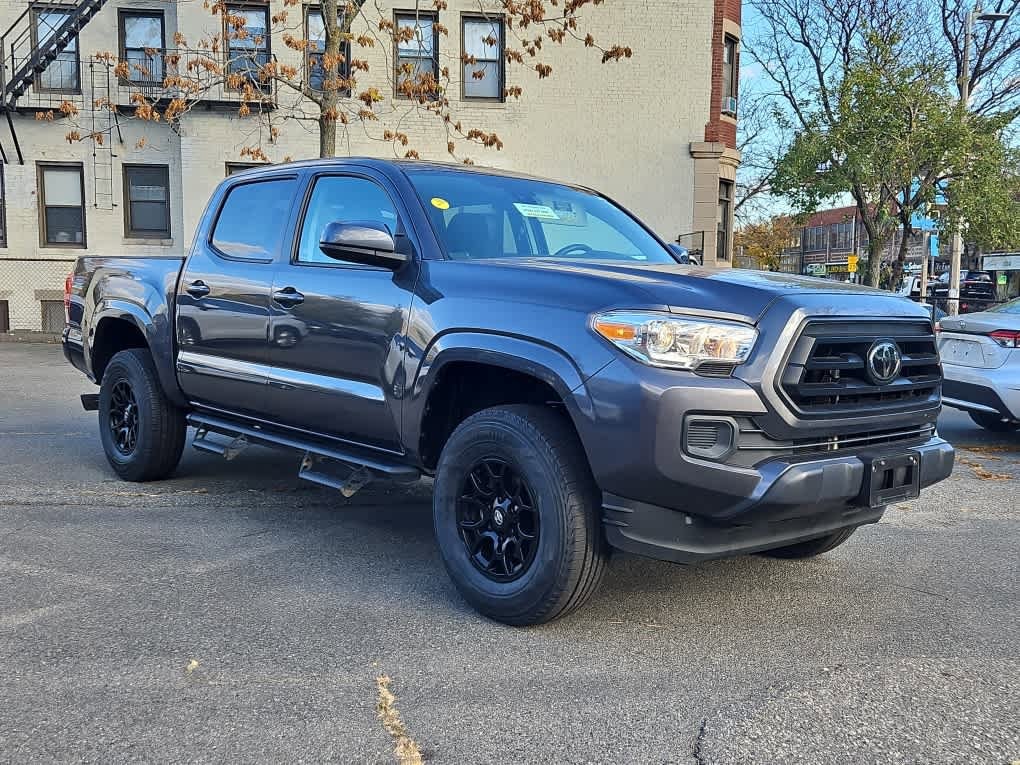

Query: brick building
left=763, top=205, right=943, bottom=280
left=0, top=0, right=741, bottom=331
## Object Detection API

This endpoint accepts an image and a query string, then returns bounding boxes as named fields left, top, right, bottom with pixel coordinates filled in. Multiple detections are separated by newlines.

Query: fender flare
left=404, top=331, right=597, bottom=459
left=89, top=300, right=187, bottom=407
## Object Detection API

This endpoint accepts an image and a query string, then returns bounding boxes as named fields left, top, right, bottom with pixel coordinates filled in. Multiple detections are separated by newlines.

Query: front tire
left=760, top=528, right=857, bottom=559
left=433, top=405, right=608, bottom=625
left=99, top=348, right=187, bottom=482
left=968, top=411, right=1020, bottom=433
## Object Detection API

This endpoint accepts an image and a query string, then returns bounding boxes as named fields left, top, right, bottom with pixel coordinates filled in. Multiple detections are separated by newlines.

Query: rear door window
left=212, top=178, right=298, bottom=260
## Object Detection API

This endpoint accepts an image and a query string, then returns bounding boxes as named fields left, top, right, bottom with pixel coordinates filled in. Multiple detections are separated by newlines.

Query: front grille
left=780, top=319, right=941, bottom=417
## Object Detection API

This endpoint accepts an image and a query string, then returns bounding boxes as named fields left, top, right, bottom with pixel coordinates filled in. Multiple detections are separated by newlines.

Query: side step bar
left=186, top=413, right=420, bottom=483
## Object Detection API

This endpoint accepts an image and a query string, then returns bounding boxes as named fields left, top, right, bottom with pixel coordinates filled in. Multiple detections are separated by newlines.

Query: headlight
left=592, top=311, right=758, bottom=370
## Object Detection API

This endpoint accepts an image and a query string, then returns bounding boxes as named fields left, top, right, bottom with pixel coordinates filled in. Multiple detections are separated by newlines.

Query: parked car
left=898, top=275, right=944, bottom=300
left=62, top=159, right=955, bottom=624
left=938, top=296, right=1020, bottom=432
left=936, top=270, right=997, bottom=313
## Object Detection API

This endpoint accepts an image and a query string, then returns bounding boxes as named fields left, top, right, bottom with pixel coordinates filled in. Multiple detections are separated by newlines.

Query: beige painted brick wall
left=0, top=0, right=716, bottom=329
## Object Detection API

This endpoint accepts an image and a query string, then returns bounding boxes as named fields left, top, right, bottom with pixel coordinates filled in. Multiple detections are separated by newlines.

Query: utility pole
left=949, top=3, right=1011, bottom=315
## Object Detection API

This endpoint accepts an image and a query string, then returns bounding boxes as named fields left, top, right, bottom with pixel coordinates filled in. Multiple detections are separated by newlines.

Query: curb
left=0, top=332, right=62, bottom=344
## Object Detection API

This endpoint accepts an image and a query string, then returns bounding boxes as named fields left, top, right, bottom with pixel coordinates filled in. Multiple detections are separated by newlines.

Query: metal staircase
left=0, top=0, right=110, bottom=163
left=0, top=0, right=108, bottom=105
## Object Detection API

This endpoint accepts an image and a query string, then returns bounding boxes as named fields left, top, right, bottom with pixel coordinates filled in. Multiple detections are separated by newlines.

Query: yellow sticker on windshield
left=431, top=197, right=450, bottom=210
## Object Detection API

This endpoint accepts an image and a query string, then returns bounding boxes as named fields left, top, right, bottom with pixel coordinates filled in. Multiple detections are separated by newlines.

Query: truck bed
left=64, top=255, right=186, bottom=385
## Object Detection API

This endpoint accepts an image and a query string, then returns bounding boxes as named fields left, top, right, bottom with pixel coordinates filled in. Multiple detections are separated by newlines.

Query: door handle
left=272, top=287, right=305, bottom=308
left=185, top=280, right=210, bottom=299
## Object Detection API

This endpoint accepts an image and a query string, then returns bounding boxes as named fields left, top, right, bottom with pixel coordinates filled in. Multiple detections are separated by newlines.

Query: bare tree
left=56, top=0, right=633, bottom=163
left=937, top=0, right=1020, bottom=117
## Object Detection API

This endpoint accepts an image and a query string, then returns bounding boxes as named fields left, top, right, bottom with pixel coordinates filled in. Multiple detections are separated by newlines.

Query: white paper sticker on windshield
left=513, top=203, right=559, bottom=220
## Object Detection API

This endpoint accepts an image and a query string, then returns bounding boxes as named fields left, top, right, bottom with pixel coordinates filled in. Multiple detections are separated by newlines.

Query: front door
left=175, top=174, right=300, bottom=416
left=262, top=172, right=417, bottom=452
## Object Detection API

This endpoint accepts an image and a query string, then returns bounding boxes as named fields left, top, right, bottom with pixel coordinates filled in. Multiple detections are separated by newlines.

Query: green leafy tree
left=735, top=215, right=795, bottom=271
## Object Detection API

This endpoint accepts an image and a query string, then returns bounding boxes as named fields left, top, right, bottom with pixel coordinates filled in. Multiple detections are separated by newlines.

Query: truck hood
left=473, top=258, right=888, bottom=323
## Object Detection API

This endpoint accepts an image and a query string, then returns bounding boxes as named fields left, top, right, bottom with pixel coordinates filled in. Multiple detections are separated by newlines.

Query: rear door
left=175, top=174, right=301, bottom=415
left=261, top=170, right=417, bottom=452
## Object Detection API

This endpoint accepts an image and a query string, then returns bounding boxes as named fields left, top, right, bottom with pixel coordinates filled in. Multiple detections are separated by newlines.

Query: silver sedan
left=938, top=296, right=1020, bottom=432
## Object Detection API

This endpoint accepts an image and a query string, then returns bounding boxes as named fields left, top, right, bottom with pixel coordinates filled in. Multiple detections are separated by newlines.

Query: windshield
left=988, top=296, right=1020, bottom=314
left=405, top=168, right=677, bottom=264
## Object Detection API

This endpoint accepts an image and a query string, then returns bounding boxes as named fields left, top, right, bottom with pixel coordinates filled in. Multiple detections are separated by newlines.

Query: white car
left=938, top=297, right=1020, bottom=432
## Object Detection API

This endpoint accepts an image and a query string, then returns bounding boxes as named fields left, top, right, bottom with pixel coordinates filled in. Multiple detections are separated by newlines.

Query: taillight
left=989, top=330, right=1020, bottom=348
left=64, top=272, right=73, bottom=322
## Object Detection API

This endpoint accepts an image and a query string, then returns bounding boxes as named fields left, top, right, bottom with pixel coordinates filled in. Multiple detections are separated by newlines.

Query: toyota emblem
left=866, top=340, right=902, bottom=385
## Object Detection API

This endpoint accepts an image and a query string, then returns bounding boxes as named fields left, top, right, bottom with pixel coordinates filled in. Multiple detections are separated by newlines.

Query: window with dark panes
left=212, top=178, right=298, bottom=260
left=722, top=35, right=738, bottom=114
left=120, top=11, right=164, bottom=83
left=297, top=176, right=398, bottom=264
left=39, top=164, right=85, bottom=247
left=34, top=10, right=79, bottom=92
left=0, top=300, right=9, bottom=332
left=124, top=165, right=171, bottom=238
left=226, top=5, right=270, bottom=87
left=306, top=6, right=351, bottom=92
left=462, top=16, right=503, bottom=100
left=395, top=12, right=438, bottom=96
left=717, top=180, right=733, bottom=261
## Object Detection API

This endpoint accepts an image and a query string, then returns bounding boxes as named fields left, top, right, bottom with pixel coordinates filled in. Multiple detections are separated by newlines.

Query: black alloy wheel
left=457, top=458, right=540, bottom=582
left=108, top=380, right=139, bottom=455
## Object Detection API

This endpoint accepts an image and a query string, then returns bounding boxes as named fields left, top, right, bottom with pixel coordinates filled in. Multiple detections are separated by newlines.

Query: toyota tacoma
left=63, top=159, right=954, bottom=625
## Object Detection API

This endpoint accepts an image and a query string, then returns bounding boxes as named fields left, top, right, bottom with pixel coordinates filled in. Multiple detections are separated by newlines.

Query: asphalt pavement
left=1, top=342, right=1017, bottom=764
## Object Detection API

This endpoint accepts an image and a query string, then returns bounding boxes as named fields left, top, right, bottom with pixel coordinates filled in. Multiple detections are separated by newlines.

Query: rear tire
left=760, top=528, right=856, bottom=559
left=99, top=348, right=187, bottom=482
left=968, top=411, right=1020, bottom=433
left=433, top=405, right=608, bottom=625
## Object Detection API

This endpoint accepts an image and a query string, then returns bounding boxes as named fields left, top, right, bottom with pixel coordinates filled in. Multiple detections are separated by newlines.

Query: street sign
left=847, top=254, right=859, bottom=273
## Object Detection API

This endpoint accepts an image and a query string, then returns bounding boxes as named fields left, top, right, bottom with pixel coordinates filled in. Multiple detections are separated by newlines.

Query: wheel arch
left=89, top=302, right=187, bottom=407
left=408, top=332, right=597, bottom=472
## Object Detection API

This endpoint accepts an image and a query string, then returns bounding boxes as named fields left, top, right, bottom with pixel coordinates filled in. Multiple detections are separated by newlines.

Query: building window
left=306, top=6, right=351, bottom=93
left=225, top=5, right=270, bottom=87
left=831, top=221, right=853, bottom=250
left=39, top=164, right=86, bottom=247
left=804, top=225, right=827, bottom=252
left=462, top=16, right=504, bottom=100
left=721, top=35, right=738, bottom=115
left=0, top=300, right=9, bottom=332
left=33, top=9, right=80, bottom=92
left=395, top=12, right=438, bottom=98
left=123, top=165, right=171, bottom=238
left=41, top=300, right=65, bottom=333
left=225, top=162, right=267, bottom=175
left=119, top=11, right=165, bottom=84
left=717, top=180, right=733, bottom=261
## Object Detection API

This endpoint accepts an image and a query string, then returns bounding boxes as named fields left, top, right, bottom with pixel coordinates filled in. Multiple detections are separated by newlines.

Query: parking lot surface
left=1, top=342, right=1017, bottom=763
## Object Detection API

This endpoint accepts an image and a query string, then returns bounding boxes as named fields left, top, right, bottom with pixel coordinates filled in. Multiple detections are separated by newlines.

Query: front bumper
left=942, top=364, right=1020, bottom=421
left=602, top=437, right=954, bottom=563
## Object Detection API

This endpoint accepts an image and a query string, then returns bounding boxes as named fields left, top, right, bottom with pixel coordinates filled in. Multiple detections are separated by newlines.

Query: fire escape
left=0, top=0, right=110, bottom=166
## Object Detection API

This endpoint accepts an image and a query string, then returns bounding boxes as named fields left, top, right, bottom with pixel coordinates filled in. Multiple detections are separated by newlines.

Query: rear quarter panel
left=75, top=256, right=186, bottom=404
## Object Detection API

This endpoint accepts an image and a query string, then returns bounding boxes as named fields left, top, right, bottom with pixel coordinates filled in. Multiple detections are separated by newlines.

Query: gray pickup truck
left=63, top=159, right=954, bottom=624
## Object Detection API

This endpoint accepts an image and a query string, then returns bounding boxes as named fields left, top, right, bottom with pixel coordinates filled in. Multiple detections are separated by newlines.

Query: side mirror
left=319, top=221, right=407, bottom=269
left=667, top=243, right=690, bottom=264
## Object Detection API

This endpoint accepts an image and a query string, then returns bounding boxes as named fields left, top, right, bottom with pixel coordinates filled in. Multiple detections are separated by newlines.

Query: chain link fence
left=0, top=257, right=76, bottom=334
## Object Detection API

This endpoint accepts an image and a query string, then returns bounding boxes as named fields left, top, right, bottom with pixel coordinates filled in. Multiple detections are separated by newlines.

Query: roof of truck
left=229, top=157, right=586, bottom=188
